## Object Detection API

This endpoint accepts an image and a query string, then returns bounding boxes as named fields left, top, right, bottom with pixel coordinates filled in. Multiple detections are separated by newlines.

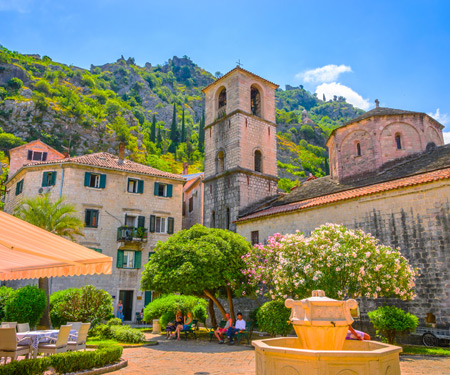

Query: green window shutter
left=51, top=171, right=57, bottom=186
left=138, top=180, right=144, bottom=194
left=134, top=251, right=142, bottom=269
left=99, top=174, right=106, bottom=188
left=90, top=248, right=102, bottom=253
left=138, top=216, right=145, bottom=228
left=148, top=251, right=155, bottom=260
left=154, top=182, right=159, bottom=196
left=166, top=184, right=173, bottom=197
left=42, top=172, right=48, bottom=187
left=168, top=217, right=174, bottom=234
left=144, top=291, right=152, bottom=305
left=15, top=182, right=19, bottom=196
left=116, top=250, right=124, bottom=268
left=149, top=215, right=156, bottom=233
left=84, top=172, right=91, bottom=187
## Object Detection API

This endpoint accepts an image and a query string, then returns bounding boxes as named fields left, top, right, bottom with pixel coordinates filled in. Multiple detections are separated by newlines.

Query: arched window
left=217, top=151, right=225, bottom=173
left=211, top=211, right=215, bottom=228
left=395, top=134, right=402, bottom=150
left=226, top=207, right=230, bottom=230
left=250, top=86, right=261, bottom=117
left=217, top=88, right=227, bottom=118
left=356, top=142, right=361, bottom=156
left=254, top=150, right=262, bottom=172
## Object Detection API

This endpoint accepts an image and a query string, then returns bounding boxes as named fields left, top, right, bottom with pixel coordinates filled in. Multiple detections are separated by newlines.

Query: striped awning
left=0, top=211, right=112, bottom=280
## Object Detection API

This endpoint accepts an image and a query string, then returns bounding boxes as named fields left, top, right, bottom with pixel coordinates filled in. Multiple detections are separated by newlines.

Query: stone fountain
left=252, top=290, right=402, bottom=375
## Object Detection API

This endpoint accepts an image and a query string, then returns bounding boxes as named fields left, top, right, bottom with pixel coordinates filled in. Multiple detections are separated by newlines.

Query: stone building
left=235, top=103, right=450, bottom=327
left=182, top=171, right=204, bottom=229
left=4, top=147, right=184, bottom=321
left=202, top=66, right=279, bottom=231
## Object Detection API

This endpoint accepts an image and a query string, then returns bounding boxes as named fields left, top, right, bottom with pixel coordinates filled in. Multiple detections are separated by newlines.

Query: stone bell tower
left=202, top=66, right=279, bottom=231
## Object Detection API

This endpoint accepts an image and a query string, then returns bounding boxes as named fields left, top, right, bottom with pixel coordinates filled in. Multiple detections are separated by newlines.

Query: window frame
left=251, top=231, right=260, bottom=245
left=155, top=216, right=167, bottom=234
left=15, top=179, right=24, bottom=196
left=123, top=250, right=135, bottom=269
left=27, top=150, right=48, bottom=162
left=395, top=134, right=402, bottom=150
left=188, top=197, right=194, bottom=213
left=85, top=209, right=99, bottom=228
left=127, top=178, right=139, bottom=193
left=356, top=142, right=361, bottom=157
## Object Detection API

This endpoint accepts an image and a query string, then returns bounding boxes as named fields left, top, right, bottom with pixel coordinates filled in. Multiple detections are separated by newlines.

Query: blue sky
left=1, top=0, right=450, bottom=137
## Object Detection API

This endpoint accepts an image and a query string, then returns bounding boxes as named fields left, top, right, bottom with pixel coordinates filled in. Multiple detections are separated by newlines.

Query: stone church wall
left=237, top=179, right=450, bottom=327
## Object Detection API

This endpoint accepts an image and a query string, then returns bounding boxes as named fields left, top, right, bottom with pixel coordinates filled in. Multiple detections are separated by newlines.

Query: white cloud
left=443, top=132, right=450, bottom=144
left=297, top=64, right=352, bottom=84
left=428, top=108, right=449, bottom=126
left=315, top=82, right=370, bottom=110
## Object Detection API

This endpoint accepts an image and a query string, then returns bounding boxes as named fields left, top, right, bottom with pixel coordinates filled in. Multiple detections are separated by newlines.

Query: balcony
left=117, top=226, right=148, bottom=242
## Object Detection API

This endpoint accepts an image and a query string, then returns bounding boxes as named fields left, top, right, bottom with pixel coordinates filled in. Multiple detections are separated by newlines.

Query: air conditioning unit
left=38, top=187, right=52, bottom=194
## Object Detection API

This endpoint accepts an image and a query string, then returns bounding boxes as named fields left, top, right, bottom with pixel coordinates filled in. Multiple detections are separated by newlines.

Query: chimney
left=118, top=143, right=125, bottom=165
left=182, top=162, right=189, bottom=175
left=62, top=152, right=70, bottom=158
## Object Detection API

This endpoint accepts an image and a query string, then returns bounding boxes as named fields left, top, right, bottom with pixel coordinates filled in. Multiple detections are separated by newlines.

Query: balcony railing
left=117, top=226, right=148, bottom=242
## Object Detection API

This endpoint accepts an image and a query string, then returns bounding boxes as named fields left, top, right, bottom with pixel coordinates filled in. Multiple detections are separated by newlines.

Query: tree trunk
left=38, top=277, right=51, bottom=329
left=208, top=298, right=217, bottom=328
left=203, top=289, right=227, bottom=319
left=226, top=286, right=235, bottom=321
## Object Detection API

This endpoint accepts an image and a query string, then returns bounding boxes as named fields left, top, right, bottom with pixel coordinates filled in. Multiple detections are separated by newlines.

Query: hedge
left=5, top=285, right=46, bottom=328
left=90, top=323, right=145, bottom=343
left=0, top=345, right=122, bottom=375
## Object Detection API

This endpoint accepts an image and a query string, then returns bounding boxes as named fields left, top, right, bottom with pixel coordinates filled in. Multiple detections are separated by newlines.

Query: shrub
left=109, top=325, right=145, bottom=343
left=249, top=306, right=260, bottom=328
left=143, top=294, right=208, bottom=323
left=7, top=77, right=23, bottom=91
left=0, top=286, right=13, bottom=321
left=0, top=356, right=50, bottom=375
left=5, top=285, right=46, bottom=328
left=0, top=87, right=6, bottom=100
left=159, top=311, right=176, bottom=330
left=300, top=124, right=314, bottom=138
left=50, top=285, right=113, bottom=328
left=107, top=317, right=123, bottom=326
left=34, top=79, right=51, bottom=94
left=368, top=305, right=419, bottom=344
left=257, top=300, right=291, bottom=337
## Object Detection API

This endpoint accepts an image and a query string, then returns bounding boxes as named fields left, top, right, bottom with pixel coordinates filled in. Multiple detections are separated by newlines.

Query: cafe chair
left=17, top=323, right=30, bottom=333
left=68, top=323, right=90, bottom=351
left=37, top=324, right=72, bottom=355
left=0, top=327, right=32, bottom=364
left=1, top=322, right=17, bottom=330
left=67, top=321, right=82, bottom=333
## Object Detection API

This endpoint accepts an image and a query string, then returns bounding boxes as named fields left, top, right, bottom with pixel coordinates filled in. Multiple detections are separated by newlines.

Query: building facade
left=236, top=105, right=450, bottom=327
left=202, top=67, right=279, bottom=231
left=182, top=172, right=204, bottom=230
left=4, top=151, right=184, bottom=321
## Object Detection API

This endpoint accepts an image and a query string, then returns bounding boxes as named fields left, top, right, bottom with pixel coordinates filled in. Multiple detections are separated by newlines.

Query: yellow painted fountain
left=252, top=290, right=402, bottom=375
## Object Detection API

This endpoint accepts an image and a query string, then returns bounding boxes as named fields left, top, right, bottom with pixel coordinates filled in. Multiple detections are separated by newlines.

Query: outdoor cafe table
left=17, top=329, right=78, bottom=358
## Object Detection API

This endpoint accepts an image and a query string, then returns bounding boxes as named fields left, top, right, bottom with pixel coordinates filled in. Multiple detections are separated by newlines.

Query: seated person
left=346, top=325, right=370, bottom=341
left=214, top=313, right=232, bottom=344
left=175, top=312, right=193, bottom=340
left=227, top=312, right=246, bottom=345
left=166, top=311, right=183, bottom=339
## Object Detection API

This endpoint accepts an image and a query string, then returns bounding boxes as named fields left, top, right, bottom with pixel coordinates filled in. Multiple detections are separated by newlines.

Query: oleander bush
left=50, top=285, right=113, bottom=328
left=368, top=305, right=419, bottom=344
left=4, top=285, right=46, bottom=328
left=257, top=300, right=292, bottom=337
left=0, top=345, right=122, bottom=375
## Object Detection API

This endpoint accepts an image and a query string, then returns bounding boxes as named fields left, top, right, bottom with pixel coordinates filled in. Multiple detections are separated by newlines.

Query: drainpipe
left=59, top=165, right=64, bottom=199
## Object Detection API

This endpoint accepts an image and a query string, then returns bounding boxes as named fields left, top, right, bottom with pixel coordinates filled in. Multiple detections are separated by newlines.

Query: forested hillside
left=0, top=46, right=364, bottom=190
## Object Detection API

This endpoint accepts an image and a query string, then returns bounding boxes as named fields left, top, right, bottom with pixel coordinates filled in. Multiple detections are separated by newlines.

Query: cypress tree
left=157, top=124, right=163, bottom=147
left=168, top=103, right=178, bottom=153
left=150, top=114, right=156, bottom=143
left=198, top=110, right=205, bottom=153
left=181, top=107, right=186, bottom=143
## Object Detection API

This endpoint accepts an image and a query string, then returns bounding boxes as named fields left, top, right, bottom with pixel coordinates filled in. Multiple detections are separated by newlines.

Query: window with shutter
left=149, top=215, right=156, bottom=233
left=85, top=172, right=102, bottom=188
left=99, top=174, right=107, bottom=188
left=85, top=209, right=99, bottom=228
left=15, top=179, right=24, bottom=196
left=42, top=152, right=48, bottom=161
left=168, top=217, right=174, bottom=234
left=50, top=171, right=57, bottom=186
left=134, top=251, right=142, bottom=269
left=144, top=291, right=153, bottom=305
left=27, top=150, right=33, bottom=160
left=127, top=178, right=142, bottom=193
left=138, top=180, right=144, bottom=194
left=154, top=182, right=159, bottom=196
left=116, top=250, right=124, bottom=268
left=42, top=172, right=49, bottom=187
left=123, top=250, right=135, bottom=269
left=138, top=216, right=145, bottom=228
left=166, top=184, right=173, bottom=197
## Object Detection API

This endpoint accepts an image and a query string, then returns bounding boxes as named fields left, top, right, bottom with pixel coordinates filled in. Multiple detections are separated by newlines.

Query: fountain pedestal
left=252, top=291, right=402, bottom=375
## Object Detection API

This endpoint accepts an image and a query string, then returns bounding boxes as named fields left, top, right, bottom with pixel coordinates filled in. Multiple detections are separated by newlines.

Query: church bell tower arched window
left=250, top=86, right=262, bottom=117
left=254, top=150, right=263, bottom=172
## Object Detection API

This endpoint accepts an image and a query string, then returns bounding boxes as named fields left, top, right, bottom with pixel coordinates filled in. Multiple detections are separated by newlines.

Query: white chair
left=66, top=321, right=82, bottom=332
left=0, top=327, right=32, bottom=364
left=1, top=322, right=17, bottom=330
left=37, top=324, right=72, bottom=355
left=17, top=323, right=30, bottom=333
left=68, top=323, right=90, bottom=351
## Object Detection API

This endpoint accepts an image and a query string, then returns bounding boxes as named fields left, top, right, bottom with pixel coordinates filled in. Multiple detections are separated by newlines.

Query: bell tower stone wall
left=202, top=67, right=279, bottom=231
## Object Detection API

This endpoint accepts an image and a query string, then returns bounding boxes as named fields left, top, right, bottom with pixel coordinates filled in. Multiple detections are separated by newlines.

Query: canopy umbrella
left=0, top=211, right=112, bottom=281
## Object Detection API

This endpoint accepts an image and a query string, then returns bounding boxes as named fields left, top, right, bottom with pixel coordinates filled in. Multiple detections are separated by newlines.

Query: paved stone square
left=116, top=336, right=450, bottom=375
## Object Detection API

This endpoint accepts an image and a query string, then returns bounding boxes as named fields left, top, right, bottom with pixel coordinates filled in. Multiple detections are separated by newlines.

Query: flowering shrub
left=241, top=224, right=418, bottom=300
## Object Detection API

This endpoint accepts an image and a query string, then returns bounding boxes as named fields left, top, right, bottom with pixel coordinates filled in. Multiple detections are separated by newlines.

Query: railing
left=117, top=226, right=148, bottom=242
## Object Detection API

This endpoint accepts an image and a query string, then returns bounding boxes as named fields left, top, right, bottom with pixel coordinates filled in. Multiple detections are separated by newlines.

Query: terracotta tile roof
left=21, top=152, right=185, bottom=181
left=183, top=176, right=202, bottom=192
left=237, top=168, right=450, bottom=223
left=202, top=66, right=279, bottom=93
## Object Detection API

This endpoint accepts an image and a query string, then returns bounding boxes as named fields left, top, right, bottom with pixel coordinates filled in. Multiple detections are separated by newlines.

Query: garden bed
left=401, top=345, right=450, bottom=357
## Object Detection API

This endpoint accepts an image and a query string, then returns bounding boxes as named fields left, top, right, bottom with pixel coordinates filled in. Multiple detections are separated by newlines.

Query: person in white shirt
left=227, top=312, right=246, bottom=345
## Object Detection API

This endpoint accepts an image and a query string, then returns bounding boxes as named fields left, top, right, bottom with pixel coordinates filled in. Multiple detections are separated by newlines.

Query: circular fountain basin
left=253, top=337, right=402, bottom=375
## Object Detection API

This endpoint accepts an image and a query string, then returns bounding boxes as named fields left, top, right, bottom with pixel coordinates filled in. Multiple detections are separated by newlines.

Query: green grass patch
left=401, top=345, right=450, bottom=356
left=87, top=337, right=152, bottom=347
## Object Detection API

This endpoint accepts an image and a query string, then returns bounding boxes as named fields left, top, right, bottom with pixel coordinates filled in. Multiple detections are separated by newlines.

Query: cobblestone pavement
left=116, top=336, right=450, bottom=375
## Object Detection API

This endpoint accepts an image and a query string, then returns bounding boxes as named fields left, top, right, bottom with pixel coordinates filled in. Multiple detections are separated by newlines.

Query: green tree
left=0, top=132, right=25, bottom=152
left=150, top=114, right=157, bottom=143
left=5, top=285, right=46, bottom=328
left=0, top=286, right=13, bottom=321
left=168, top=103, right=178, bottom=153
left=181, top=107, right=186, bottom=143
left=157, top=124, right=163, bottom=147
left=141, top=224, right=253, bottom=323
left=198, top=110, right=205, bottom=153
left=14, top=194, right=85, bottom=328
left=7, top=77, right=23, bottom=91
left=368, top=306, right=418, bottom=344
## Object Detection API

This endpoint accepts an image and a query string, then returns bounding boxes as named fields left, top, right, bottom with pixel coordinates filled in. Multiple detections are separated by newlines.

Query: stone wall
left=236, top=179, right=450, bottom=327
left=182, top=178, right=203, bottom=229
left=4, top=164, right=184, bottom=319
